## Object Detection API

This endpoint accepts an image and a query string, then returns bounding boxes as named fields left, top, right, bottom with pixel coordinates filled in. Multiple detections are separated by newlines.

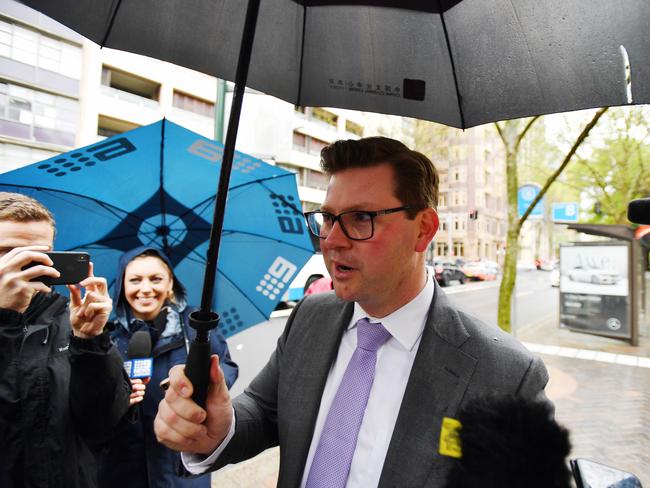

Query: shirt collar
left=350, top=270, right=434, bottom=352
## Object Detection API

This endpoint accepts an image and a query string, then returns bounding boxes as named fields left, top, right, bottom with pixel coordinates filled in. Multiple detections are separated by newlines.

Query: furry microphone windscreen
left=443, top=395, right=573, bottom=488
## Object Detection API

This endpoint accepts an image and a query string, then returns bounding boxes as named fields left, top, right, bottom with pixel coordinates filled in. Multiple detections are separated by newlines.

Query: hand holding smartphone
left=24, top=251, right=90, bottom=285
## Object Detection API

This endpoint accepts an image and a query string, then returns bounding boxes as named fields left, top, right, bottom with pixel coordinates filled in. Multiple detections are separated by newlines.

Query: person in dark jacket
left=93, top=245, right=238, bottom=488
left=0, top=192, right=131, bottom=488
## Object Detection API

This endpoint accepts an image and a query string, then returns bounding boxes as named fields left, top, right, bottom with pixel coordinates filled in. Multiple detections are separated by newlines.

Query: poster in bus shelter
left=559, top=242, right=630, bottom=339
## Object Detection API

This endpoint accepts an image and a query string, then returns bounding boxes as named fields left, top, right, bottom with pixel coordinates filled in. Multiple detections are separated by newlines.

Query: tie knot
left=356, top=318, right=391, bottom=352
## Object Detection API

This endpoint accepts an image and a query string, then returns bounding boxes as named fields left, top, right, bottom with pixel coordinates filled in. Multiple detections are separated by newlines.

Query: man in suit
left=154, top=137, right=550, bottom=487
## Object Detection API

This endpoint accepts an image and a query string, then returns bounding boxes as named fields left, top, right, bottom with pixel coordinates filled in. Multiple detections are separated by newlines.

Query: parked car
left=462, top=261, right=498, bottom=281
left=568, top=265, right=620, bottom=285
left=286, top=253, right=329, bottom=301
left=550, top=267, right=560, bottom=287
left=433, top=260, right=467, bottom=286
left=481, top=259, right=500, bottom=276
left=539, top=258, right=558, bottom=271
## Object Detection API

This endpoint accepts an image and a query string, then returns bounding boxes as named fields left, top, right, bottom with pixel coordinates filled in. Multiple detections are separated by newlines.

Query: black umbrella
left=19, top=0, right=650, bottom=403
left=20, top=0, right=650, bottom=128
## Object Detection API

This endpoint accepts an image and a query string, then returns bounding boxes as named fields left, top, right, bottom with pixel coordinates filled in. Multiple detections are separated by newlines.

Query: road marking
left=444, top=282, right=500, bottom=295
left=523, top=342, right=650, bottom=368
left=270, top=308, right=293, bottom=318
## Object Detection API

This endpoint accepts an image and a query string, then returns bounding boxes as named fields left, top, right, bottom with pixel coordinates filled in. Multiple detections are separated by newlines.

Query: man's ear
left=415, top=208, right=439, bottom=253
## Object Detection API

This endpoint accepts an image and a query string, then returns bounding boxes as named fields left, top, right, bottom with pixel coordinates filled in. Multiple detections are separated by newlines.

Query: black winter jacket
left=0, top=292, right=132, bottom=488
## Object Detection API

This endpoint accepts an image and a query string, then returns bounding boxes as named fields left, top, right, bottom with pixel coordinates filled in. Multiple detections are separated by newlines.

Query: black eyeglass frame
left=303, top=206, right=413, bottom=241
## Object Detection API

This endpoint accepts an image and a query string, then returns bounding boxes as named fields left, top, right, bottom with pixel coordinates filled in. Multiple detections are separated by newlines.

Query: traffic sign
left=518, top=184, right=544, bottom=219
left=552, top=202, right=579, bottom=222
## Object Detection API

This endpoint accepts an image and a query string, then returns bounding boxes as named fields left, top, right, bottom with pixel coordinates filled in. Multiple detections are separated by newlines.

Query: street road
left=226, top=270, right=559, bottom=397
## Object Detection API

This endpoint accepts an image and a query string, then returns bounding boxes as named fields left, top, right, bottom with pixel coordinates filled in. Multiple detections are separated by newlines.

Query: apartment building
left=0, top=0, right=82, bottom=172
left=236, top=99, right=404, bottom=210
left=434, top=124, right=507, bottom=263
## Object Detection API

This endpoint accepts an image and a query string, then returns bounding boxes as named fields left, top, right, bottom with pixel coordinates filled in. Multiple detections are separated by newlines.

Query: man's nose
left=323, top=220, right=351, bottom=247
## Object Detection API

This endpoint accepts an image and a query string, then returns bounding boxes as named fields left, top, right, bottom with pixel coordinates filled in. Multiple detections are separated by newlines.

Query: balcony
left=98, top=85, right=161, bottom=126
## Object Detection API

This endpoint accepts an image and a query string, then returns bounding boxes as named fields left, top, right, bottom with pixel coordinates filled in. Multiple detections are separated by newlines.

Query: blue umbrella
left=0, top=119, right=314, bottom=338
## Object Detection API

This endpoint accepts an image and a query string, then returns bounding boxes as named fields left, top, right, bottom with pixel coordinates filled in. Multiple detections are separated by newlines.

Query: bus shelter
left=561, top=224, right=650, bottom=346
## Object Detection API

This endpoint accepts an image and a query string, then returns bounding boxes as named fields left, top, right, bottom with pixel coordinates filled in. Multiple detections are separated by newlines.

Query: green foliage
left=564, top=107, right=650, bottom=224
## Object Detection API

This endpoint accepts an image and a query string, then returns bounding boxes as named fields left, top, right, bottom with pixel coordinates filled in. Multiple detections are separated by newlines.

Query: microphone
left=123, top=330, right=153, bottom=381
left=443, top=395, right=573, bottom=488
left=627, top=197, right=650, bottom=224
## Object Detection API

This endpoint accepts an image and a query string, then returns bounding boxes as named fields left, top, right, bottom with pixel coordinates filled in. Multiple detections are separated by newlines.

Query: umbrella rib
left=100, top=0, right=123, bottom=47
left=438, top=3, right=466, bottom=128
left=229, top=173, right=304, bottom=214
left=163, top=172, right=301, bottom=231
left=0, top=184, right=145, bottom=231
left=228, top=171, right=296, bottom=193
left=216, top=267, right=268, bottom=320
left=158, top=119, right=169, bottom=252
left=296, top=2, right=308, bottom=105
left=217, top=229, right=315, bottom=253
left=175, top=228, right=315, bottom=270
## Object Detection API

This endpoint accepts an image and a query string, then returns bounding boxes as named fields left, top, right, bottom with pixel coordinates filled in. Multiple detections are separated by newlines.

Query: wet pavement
left=520, top=318, right=650, bottom=486
left=211, top=316, right=650, bottom=487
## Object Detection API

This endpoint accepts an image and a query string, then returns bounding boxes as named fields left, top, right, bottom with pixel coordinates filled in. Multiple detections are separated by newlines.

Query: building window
left=97, top=115, right=138, bottom=138
left=101, top=66, right=160, bottom=100
left=0, top=142, right=58, bottom=173
left=453, top=191, right=466, bottom=206
left=311, top=107, right=338, bottom=128
left=453, top=241, right=464, bottom=257
left=0, top=18, right=82, bottom=79
left=292, top=131, right=307, bottom=151
left=292, top=131, right=329, bottom=156
left=438, top=192, right=447, bottom=208
left=309, top=137, right=327, bottom=156
left=276, top=162, right=303, bottom=186
left=172, top=91, right=214, bottom=117
left=435, top=242, right=448, bottom=257
left=345, top=119, right=363, bottom=137
left=304, top=168, right=329, bottom=191
left=0, top=82, right=77, bottom=146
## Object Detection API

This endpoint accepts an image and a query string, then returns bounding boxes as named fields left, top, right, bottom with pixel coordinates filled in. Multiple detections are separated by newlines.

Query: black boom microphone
left=627, top=197, right=650, bottom=225
left=443, top=395, right=573, bottom=488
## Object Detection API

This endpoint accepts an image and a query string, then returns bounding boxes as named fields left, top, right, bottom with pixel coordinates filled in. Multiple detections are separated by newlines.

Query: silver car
left=568, top=266, right=620, bottom=285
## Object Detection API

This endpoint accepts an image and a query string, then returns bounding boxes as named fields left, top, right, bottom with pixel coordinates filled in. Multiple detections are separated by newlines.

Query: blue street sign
left=518, top=184, right=544, bottom=219
left=552, top=202, right=579, bottom=223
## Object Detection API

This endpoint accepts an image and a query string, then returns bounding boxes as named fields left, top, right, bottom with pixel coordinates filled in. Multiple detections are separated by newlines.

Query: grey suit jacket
left=209, top=281, right=549, bottom=487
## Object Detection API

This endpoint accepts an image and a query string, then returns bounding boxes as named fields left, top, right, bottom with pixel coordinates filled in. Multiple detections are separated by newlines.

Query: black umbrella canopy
left=20, top=0, right=650, bottom=129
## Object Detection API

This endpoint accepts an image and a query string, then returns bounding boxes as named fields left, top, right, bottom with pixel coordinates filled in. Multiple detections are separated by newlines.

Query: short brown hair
left=320, top=137, right=439, bottom=218
left=0, top=192, right=55, bottom=228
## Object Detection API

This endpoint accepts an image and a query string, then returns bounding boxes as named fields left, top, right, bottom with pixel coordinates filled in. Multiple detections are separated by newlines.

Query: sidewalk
left=212, top=318, right=650, bottom=487
left=518, top=317, right=650, bottom=486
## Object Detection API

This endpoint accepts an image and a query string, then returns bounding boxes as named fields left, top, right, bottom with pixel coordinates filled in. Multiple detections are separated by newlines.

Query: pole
left=214, top=79, right=226, bottom=143
left=185, top=0, right=261, bottom=408
left=447, top=213, right=453, bottom=258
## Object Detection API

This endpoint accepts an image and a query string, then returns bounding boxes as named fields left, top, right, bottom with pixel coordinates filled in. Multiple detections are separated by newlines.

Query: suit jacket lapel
left=279, top=299, right=354, bottom=488
left=379, top=283, right=477, bottom=487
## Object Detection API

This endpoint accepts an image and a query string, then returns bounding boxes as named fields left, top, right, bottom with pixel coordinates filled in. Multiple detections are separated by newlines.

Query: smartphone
left=25, top=251, right=90, bottom=286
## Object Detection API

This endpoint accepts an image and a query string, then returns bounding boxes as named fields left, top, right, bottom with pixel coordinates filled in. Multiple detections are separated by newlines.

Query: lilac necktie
left=305, top=318, right=392, bottom=488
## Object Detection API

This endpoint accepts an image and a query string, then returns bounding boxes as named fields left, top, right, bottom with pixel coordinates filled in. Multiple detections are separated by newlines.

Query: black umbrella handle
left=185, top=311, right=220, bottom=408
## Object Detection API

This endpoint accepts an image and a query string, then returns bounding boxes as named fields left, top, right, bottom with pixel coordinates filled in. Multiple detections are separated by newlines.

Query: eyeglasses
left=304, top=206, right=413, bottom=241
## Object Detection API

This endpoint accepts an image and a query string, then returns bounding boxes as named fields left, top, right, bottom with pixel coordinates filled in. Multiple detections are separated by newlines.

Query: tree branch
left=518, top=107, right=609, bottom=226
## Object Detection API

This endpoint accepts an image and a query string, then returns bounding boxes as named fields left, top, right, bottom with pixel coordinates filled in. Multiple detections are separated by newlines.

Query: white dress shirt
left=185, top=272, right=434, bottom=488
